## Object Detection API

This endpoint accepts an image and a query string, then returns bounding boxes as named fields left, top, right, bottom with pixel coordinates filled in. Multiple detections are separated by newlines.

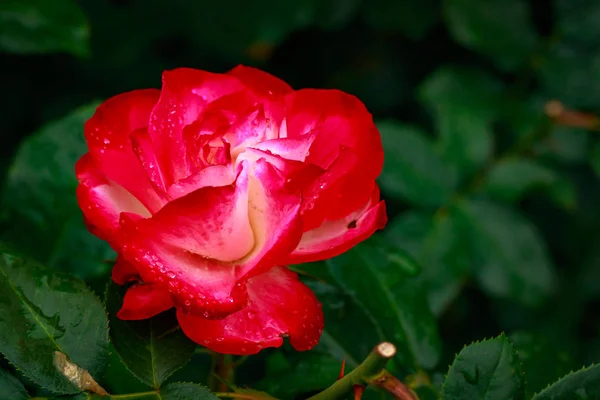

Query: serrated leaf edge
left=531, top=362, right=600, bottom=399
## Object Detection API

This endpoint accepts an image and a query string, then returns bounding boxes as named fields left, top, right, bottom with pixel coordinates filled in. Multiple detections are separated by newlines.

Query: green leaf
left=535, top=127, right=590, bottom=165
left=483, top=158, right=576, bottom=210
left=590, top=142, right=600, bottom=179
left=0, top=369, right=28, bottom=400
left=0, top=0, right=89, bottom=56
left=419, top=66, right=502, bottom=175
left=327, top=242, right=442, bottom=370
left=539, top=0, right=600, bottom=109
left=101, top=344, right=152, bottom=394
left=179, top=0, right=319, bottom=60
left=0, top=251, right=109, bottom=394
left=377, top=121, right=458, bottom=207
left=363, top=0, right=438, bottom=39
left=65, top=383, right=218, bottom=400
left=312, top=0, right=362, bottom=30
left=257, top=352, right=341, bottom=398
left=459, top=199, right=557, bottom=306
left=509, top=332, right=574, bottom=397
left=0, top=103, right=115, bottom=279
left=306, top=280, right=385, bottom=368
left=441, top=334, right=525, bottom=399
left=105, top=282, right=196, bottom=389
left=442, top=0, right=537, bottom=70
left=161, top=382, right=218, bottom=400
left=385, top=210, right=471, bottom=316
left=532, top=364, right=600, bottom=399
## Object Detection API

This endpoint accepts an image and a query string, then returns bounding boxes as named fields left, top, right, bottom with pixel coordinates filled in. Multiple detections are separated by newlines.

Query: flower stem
left=209, top=353, right=235, bottom=392
left=306, top=342, right=418, bottom=400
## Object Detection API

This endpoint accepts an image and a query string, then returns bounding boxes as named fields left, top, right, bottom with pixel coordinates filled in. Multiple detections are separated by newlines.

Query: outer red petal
left=288, top=189, right=387, bottom=264
left=117, top=283, right=174, bottom=320
left=284, top=89, right=384, bottom=228
left=76, top=154, right=151, bottom=248
left=112, top=256, right=139, bottom=285
left=120, top=159, right=303, bottom=318
left=177, top=266, right=323, bottom=355
left=149, top=68, right=244, bottom=186
left=84, top=89, right=165, bottom=213
left=228, top=65, right=293, bottom=97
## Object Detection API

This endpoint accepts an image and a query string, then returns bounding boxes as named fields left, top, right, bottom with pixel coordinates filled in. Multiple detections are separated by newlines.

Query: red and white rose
left=76, top=66, right=386, bottom=354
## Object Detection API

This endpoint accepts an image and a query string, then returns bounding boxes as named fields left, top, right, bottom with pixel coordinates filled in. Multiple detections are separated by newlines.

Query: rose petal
left=249, top=131, right=317, bottom=162
left=132, top=162, right=255, bottom=264
left=130, top=128, right=170, bottom=196
left=288, top=193, right=387, bottom=264
left=283, top=90, right=384, bottom=228
left=117, top=283, right=174, bottom=320
left=177, top=266, right=323, bottom=355
left=149, top=68, right=244, bottom=185
left=120, top=160, right=302, bottom=319
left=228, top=65, right=293, bottom=97
left=167, top=165, right=236, bottom=200
left=76, top=154, right=151, bottom=248
left=112, top=256, right=139, bottom=285
left=84, top=89, right=165, bottom=212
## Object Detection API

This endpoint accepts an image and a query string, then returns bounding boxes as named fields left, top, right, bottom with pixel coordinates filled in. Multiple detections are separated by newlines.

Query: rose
left=76, top=66, right=386, bottom=354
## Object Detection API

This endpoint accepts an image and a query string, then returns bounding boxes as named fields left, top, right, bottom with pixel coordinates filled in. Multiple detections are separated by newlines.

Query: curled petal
left=249, top=131, right=317, bottom=162
left=117, top=283, right=174, bottom=320
left=84, top=89, right=164, bottom=212
left=167, top=165, right=235, bottom=200
left=130, top=128, right=169, bottom=196
left=288, top=187, right=387, bottom=264
left=76, top=154, right=151, bottom=248
left=177, top=266, right=323, bottom=355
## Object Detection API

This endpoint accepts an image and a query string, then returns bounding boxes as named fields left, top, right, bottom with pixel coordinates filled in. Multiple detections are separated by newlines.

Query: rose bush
left=75, top=66, right=386, bottom=354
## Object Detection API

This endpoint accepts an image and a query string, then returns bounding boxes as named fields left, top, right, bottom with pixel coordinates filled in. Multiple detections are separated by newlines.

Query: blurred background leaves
left=1, top=0, right=600, bottom=399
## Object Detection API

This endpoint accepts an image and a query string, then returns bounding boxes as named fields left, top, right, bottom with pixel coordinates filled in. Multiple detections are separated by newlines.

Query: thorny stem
left=306, top=342, right=418, bottom=400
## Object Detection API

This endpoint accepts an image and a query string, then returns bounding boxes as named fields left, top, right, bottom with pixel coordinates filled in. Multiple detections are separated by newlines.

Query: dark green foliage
left=105, top=283, right=196, bottom=388
left=0, top=251, right=108, bottom=394
left=1, top=0, right=599, bottom=399
left=441, top=334, right=525, bottom=400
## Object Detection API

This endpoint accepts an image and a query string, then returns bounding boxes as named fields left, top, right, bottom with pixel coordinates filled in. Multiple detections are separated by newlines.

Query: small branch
left=371, top=370, right=418, bottom=400
left=306, top=342, right=418, bottom=400
left=545, top=100, right=600, bottom=131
